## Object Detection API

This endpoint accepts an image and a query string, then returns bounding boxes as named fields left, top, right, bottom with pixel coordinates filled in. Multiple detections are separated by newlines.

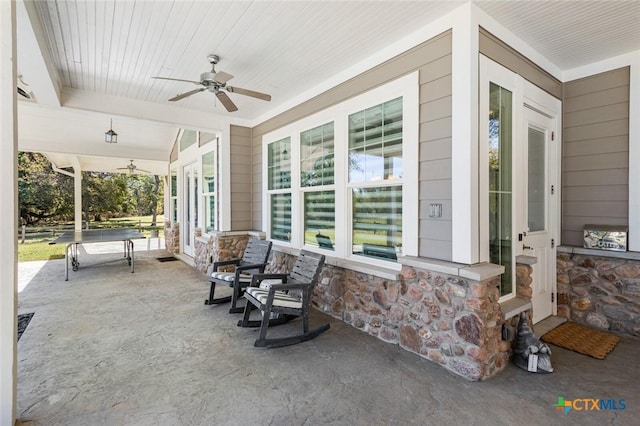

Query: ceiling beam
left=61, top=87, right=253, bottom=132
left=16, top=0, right=61, bottom=107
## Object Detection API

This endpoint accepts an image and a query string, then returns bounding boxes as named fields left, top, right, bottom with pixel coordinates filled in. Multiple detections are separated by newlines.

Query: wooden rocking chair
left=205, top=238, right=272, bottom=314
left=238, top=250, right=329, bottom=348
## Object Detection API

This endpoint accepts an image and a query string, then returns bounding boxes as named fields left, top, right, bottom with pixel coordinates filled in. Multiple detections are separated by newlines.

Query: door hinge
left=551, top=184, right=555, bottom=195
left=551, top=131, right=555, bottom=141
left=551, top=293, right=555, bottom=303
left=551, top=238, right=555, bottom=248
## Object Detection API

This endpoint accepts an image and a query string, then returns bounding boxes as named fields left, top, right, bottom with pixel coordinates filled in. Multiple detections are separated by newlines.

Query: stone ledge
left=402, top=256, right=504, bottom=281
left=516, top=255, right=537, bottom=265
left=500, top=297, right=532, bottom=320
left=558, top=245, right=640, bottom=260
left=272, top=245, right=401, bottom=280
left=206, top=230, right=266, bottom=238
left=400, top=255, right=466, bottom=276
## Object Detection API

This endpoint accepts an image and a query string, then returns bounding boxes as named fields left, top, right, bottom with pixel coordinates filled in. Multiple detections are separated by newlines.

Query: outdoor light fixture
left=105, top=119, right=118, bottom=143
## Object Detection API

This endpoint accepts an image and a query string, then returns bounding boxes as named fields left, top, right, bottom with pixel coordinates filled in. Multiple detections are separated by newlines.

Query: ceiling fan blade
left=215, top=91, right=238, bottom=112
left=225, top=86, right=271, bottom=101
left=214, top=71, right=234, bottom=84
left=152, top=76, right=201, bottom=85
left=169, top=88, right=205, bottom=102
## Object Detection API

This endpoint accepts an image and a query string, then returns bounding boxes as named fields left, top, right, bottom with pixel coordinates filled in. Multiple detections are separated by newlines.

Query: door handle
left=523, top=245, right=533, bottom=251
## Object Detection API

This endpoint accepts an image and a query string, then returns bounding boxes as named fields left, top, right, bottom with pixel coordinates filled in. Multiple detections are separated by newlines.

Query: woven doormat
left=18, top=313, right=34, bottom=342
left=541, top=322, right=620, bottom=360
left=157, top=256, right=178, bottom=262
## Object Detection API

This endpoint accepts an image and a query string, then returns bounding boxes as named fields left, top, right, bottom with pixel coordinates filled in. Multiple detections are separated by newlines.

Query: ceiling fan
left=117, top=160, right=151, bottom=175
left=152, top=54, right=271, bottom=112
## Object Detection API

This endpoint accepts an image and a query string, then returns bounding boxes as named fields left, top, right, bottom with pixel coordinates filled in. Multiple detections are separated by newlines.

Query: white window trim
left=479, top=56, right=521, bottom=302
left=168, top=129, right=223, bottom=240
left=262, top=72, right=419, bottom=266
left=201, top=149, right=218, bottom=233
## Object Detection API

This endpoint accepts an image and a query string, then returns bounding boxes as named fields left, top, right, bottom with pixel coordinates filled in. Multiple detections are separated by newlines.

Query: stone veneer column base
left=163, top=221, right=180, bottom=254
left=194, top=231, right=266, bottom=274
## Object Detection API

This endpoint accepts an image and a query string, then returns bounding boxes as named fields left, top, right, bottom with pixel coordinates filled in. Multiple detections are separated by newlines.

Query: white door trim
left=479, top=56, right=561, bottom=317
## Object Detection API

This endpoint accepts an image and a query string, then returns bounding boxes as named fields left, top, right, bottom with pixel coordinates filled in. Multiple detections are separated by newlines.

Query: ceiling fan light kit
left=152, top=54, right=271, bottom=112
left=117, top=160, right=151, bottom=175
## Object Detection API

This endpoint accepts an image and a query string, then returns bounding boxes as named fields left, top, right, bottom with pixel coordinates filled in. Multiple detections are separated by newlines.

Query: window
left=488, top=82, right=513, bottom=297
left=202, top=151, right=216, bottom=232
left=301, top=123, right=335, bottom=250
left=262, top=72, right=418, bottom=266
left=349, top=98, right=403, bottom=260
left=267, top=137, right=292, bottom=241
left=179, top=129, right=198, bottom=151
left=170, top=169, right=178, bottom=222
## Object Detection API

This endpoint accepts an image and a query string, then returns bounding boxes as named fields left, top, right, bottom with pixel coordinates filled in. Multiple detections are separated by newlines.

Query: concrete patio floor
left=16, top=244, right=640, bottom=425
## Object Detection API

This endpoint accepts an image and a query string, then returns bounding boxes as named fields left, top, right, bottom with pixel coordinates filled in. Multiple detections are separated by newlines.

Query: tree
left=19, top=152, right=164, bottom=225
left=126, top=174, right=163, bottom=225
left=18, top=152, right=74, bottom=225
left=82, top=172, right=129, bottom=221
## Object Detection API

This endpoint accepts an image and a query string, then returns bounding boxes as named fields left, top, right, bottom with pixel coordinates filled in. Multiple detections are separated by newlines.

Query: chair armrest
left=267, top=282, right=313, bottom=292
left=248, top=273, right=288, bottom=287
left=235, top=262, right=268, bottom=273
left=211, top=258, right=241, bottom=271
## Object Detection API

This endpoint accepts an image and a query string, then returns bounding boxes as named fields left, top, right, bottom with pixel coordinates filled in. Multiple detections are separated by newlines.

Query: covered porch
left=16, top=248, right=640, bottom=425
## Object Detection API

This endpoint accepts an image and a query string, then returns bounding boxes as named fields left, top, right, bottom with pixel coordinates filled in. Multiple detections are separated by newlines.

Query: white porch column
left=73, top=164, right=82, bottom=231
left=0, top=0, right=18, bottom=424
left=451, top=4, right=480, bottom=265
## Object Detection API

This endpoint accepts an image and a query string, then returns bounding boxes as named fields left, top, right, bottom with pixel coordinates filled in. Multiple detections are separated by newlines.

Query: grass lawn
left=18, top=238, right=65, bottom=262
left=18, top=215, right=164, bottom=262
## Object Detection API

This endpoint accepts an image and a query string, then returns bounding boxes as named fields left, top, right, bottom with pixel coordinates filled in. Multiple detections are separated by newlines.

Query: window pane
left=172, top=198, right=177, bottom=222
left=271, top=193, right=291, bottom=242
left=170, top=169, right=177, bottom=196
left=268, top=137, right=291, bottom=190
left=179, top=129, right=198, bottom=151
left=202, top=151, right=215, bottom=193
left=352, top=186, right=402, bottom=261
left=488, top=82, right=513, bottom=297
left=528, top=127, right=546, bottom=232
left=301, top=122, right=334, bottom=187
left=200, top=132, right=216, bottom=146
left=194, top=169, right=198, bottom=228
left=349, top=97, right=403, bottom=183
left=304, top=191, right=335, bottom=250
left=204, top=195, right=215, bottom=232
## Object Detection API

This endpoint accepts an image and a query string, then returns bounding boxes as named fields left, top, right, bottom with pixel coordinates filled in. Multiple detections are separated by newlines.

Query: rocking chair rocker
left=238, top=250, right=328, bottom=348
left=205, top=238, right=272, bottom=314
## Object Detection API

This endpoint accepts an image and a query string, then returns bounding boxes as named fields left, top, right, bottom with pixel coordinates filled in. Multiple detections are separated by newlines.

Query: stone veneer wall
left=194, top=232, right=254, bottom=273
left=269, top=249, right=511, bottom=381
left=557, top=251, right=640, bottom=336
left=163, top=221, right=179, bottom=254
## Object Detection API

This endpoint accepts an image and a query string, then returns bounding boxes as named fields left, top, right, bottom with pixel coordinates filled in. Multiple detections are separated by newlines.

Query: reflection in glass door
left=183, top=163, right=198, bottom=257
left=488, top=82, right=513, bottom=297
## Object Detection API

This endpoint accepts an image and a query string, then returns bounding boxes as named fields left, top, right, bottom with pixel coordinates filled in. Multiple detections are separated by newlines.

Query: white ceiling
left=15, top=0, right=640, bottom=175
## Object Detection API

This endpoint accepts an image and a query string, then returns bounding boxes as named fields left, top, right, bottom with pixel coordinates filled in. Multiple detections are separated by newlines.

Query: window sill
left=271, top=245, right=401, bottom=280
left=400, top=256, right=505, bottom=281
left=500, top=297, right=532, bottom=320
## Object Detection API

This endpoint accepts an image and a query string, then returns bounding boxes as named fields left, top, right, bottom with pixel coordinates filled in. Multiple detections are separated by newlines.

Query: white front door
left=183, top=162, right=198, bottom=257
left=522, top=106, right=557, bottom=323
